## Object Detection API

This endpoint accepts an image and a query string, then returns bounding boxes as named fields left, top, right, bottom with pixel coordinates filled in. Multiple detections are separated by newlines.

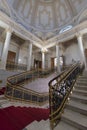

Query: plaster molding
left=0, top=2, right=87, bottom=50
left=6, top=27, right=13, bottom=34
left=0, top=11, right=43, bottom=47
left=75, top=32, right=83, bottom=39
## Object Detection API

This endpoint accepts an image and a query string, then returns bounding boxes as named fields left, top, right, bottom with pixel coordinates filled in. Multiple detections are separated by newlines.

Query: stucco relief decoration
left=2, top=0, right=87, bottom=41
left=16, top=0, right=33, bottom=24
left=71, top=0, right=83, bottom=10
left=55, top=0, right=72, bottom=27
left=36, top=5, right=53, bottom=30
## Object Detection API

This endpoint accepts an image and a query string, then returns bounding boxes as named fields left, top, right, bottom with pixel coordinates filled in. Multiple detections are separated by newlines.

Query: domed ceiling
left=3, top=0, right=87, bottom=40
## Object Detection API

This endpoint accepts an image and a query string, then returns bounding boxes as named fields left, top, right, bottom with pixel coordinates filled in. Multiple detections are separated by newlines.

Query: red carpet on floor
left=0, top=87, right=5, bottom=95
left=0, top=106, right=49, bottom=130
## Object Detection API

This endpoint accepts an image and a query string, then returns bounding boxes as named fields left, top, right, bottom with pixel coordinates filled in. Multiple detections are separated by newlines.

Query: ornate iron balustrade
left=5, top=68, right=54, bottom=105
left=49, top=63, right=81, bottom=129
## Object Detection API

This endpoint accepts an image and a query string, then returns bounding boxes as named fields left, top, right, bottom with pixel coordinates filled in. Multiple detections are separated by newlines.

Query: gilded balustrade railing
left=49, top=63, right=82, bottom=129
left=5, top=68, right=54, bottom=105
left=6, top=61, right=27, bottom=71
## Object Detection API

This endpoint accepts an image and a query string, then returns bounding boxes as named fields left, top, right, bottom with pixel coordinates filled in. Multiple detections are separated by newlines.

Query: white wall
left=0, top=41, right=3, bottom=58
left=83, top=38, right=87, bottom=49
left=47, top=53, right=51, bottom=68
left=45, top=53, right=50, bottom=68
left=18, top=47, right=28, bottom=65
left=64, top=43, right=80, bottom=65
left=34, top=52, right=42, bottom=61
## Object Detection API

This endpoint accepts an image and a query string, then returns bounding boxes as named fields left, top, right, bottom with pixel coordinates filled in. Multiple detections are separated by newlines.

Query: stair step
left=16, top=71, right=87, bottom=130
left=73, top=89, right=87, bottom=96
left=74, top=85, right=87, bottom=91
left=54, top=121, right=79, bottom=130
left=77, top=81, right=87, bottom=84
left=77, top=82, right=87, bottom=86
left=70, top=94, right=87, bottom=103
left=77, top=78, right=87, bottom=81
left=41, top=119, right=50, bottom=130
left=25, top=121, right=38, bottom=130
left=79, top=75, right=87, bottom=78
left=62, top=109, right=87, bottom=130
left=78, top=76, right=87, bottom=79
left=23, top=119, right=79, bottom=130
left=66, top=100, right=87, bottom=115
left=25, top=120, right=50, bottom=130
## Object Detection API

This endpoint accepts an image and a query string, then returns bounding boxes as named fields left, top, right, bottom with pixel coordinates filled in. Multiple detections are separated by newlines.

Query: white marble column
left=27, top=42, right=32, bottom=70
left=56, top=44, right=61, bottom=73
left=1, top=29, right=12, bottom=69
left=42, top=51, right=45, bottom=70
left=77, top=34, right=86, bottom=67
left=31, top=54, right=34, bottom=69
left=15, top=46, right=20, bottom=63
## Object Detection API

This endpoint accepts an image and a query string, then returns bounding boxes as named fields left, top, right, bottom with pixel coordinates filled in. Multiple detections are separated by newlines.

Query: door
left=7, top=51, right=16, bottom=63
left=51, top=58, right=54, bottom=69
left=85, top=49, right=87, bottom=64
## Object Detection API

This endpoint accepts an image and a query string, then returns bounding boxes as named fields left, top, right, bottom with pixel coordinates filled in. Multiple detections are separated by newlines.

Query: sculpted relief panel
left=71, top=0, right=87, bottom=13
left=55, top=0, right=72, bottom=27
left=7, top=0, right=87, bottom=32
left=35, top=4, right=54, bottom=30
left=13, top=0, right=34, bottom=24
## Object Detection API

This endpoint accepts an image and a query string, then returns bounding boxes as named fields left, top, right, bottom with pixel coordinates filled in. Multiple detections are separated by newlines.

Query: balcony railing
left=6, top=61, right=27, bottom=71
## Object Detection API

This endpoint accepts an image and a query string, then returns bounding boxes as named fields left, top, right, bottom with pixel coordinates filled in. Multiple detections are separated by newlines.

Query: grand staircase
left=24, top=71, right=87, bottom=130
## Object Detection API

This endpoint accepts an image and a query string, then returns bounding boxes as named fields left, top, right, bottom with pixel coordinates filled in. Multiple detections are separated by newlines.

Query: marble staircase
left=24, top=71, right=87, bottom=130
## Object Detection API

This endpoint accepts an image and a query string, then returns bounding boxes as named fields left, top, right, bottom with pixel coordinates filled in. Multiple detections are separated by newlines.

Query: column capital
left=41, top=48, right=48, bottom=53
left=6, top=27, right=13, bottom=34
left=56, top=40, right=60, bottom=46
left=75, top=32, right=83, bottom=39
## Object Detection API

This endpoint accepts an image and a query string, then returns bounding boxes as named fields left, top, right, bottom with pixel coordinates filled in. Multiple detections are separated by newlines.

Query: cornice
left=0, top=11, right=43, bottom=48
left=0, top=4, right=87, bottom=49
left=46, top=20, right=87, bottom=43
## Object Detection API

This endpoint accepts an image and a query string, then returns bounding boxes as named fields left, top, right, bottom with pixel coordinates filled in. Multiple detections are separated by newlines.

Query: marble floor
left=24, top=72, right=57, bottom=93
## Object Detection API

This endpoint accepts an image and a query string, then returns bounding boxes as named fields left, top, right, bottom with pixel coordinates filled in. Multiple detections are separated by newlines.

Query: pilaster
left=0, top=28, right=12, bottom=69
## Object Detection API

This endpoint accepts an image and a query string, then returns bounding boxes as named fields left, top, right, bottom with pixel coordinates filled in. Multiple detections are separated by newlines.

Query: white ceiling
left=2, top=0, right=87, bottom=41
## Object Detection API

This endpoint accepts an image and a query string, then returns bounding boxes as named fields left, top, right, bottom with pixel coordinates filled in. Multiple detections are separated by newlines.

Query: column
left=56, top=44, right=61, bottom=73
left=42, top=51, right=45, bottom=70
left=15, top=46, right=20, bottom=63
left=1, top=29, right=12, bottom=69
left=27, top=42, right=32, bottom=70
left=31, top=54, right=34, bottom=69
left=77, top=34, right=86, bottom=67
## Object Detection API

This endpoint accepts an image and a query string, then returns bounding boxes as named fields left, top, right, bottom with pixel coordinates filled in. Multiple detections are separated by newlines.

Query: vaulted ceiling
left=2, top=0, right=87, bottom=41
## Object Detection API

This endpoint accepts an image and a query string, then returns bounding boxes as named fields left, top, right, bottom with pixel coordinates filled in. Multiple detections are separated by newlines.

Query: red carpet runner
left=0, top=87, right=5, bottom=95
left=0, top=106, right=49, bottom=130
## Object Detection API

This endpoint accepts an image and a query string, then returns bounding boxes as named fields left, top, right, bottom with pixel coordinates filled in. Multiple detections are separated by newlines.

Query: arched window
left=59, top=25, right=72, bottom=34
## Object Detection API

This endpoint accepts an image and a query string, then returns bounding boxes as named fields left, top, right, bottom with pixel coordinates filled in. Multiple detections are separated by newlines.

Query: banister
left=49, top=63, right=81, bottom=129
left=5, top=68, right=54, bottom=105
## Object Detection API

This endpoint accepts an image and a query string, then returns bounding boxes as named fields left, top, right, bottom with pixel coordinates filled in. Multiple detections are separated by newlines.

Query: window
left=59, top=25, right=72, bottom=34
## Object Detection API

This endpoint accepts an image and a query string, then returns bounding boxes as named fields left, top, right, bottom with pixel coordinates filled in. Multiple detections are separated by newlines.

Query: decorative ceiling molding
left=0, top=0, right=87, bottom=49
